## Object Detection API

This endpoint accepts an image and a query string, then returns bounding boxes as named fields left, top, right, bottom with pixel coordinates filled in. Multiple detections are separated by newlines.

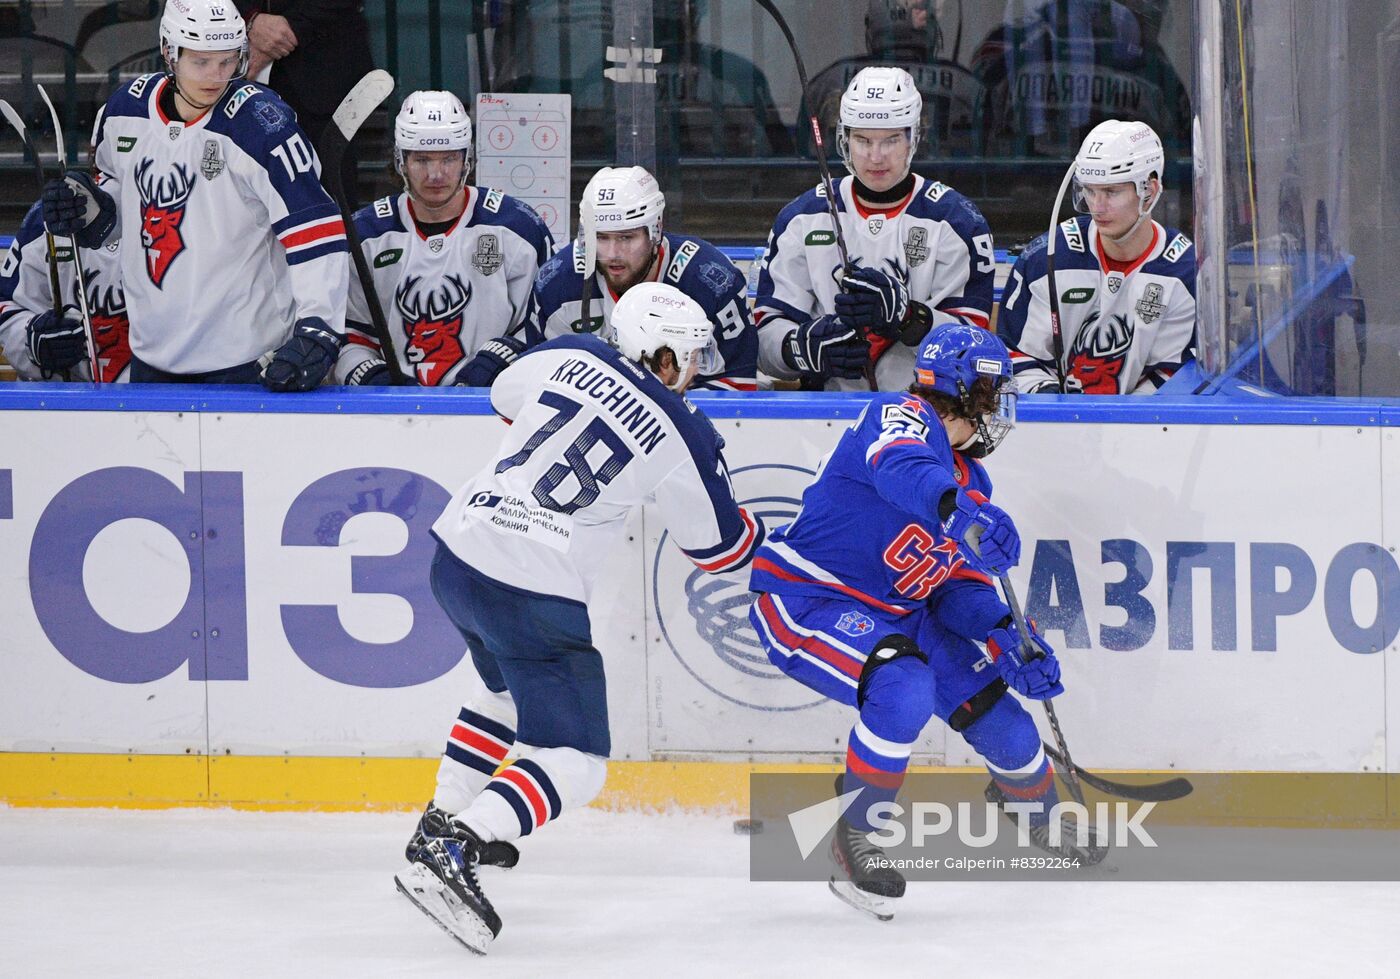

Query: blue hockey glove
left=26, top=309, right=88, bottom=373
left=940, top=489, right=1021, bottom=576
left=835, top=266, right=909, bottom=340
left=345, top=357, right=393, bottom=386
left=42, top=171, right=116, bottom=249
left=456, top=335, right=526, bottom=387
left=261, top=317, right=341, bottom=392
left=781, top=314, right=869, bottom=379
left=985, top=618, right=1064, bottom=700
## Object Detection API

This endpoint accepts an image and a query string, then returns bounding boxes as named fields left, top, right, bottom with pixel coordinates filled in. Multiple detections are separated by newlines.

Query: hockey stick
left=1042, top=163, right=1075, bottom=393
left=575, top=191, right=597, bottom=338
left=317, top=69, right=410, bottom=385
left=751, top=0, right=878, bottom=391
left=1040, top=743, right=1194, bottom=803
left=0, top=98, right=79, bottom=380
left=36, top=84, right=101, bottom=385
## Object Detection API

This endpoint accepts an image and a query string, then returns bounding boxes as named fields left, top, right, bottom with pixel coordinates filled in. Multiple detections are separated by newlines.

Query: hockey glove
left=456, top=335, right=526, bottom=387
left=834, top=266, right=909, bottom=340
left=26, top=309, right=88, bottom=374
left=940, top=489, right=1021, bottom=576
left=781, top=314, right=869, bottom=379
left=345, top=358, right=393, bottom=386
left=985, top=618, right=1064, bottom=700
left=42, top=171, right=116, bottom=249
left=261, top=317, right=341, bottom=392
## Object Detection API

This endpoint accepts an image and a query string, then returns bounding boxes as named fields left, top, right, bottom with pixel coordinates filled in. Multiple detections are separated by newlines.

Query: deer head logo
left=395, top=274, right=472, bottom=385
left=135, top=159, right=195, bottom=287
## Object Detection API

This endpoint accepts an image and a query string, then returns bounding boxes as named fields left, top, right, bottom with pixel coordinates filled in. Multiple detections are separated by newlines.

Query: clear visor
left=676, top=335, right=722, bottom=377
left=1072, top=178, right=1148, bottom=215
left=978, top=384, right=1017, bottom=452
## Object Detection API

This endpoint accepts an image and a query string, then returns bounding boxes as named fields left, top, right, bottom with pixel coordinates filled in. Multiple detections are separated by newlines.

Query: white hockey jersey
left=528, top=233, right=759, bottom=392
left=997, top=215, right=1196, bottom=394
left=0, top=202, right=131, bottom=382
left=337, top=188, right=554, bottom=385
left=754, top=173, right=996, bottom=391
left=432, top=334, right=764, bottom=605
left=92, top=73, right=349, bottom=373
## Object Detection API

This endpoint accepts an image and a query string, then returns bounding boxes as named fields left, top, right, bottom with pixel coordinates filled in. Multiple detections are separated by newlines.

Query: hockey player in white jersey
left=0, top=201, right=131, bottom=382
left=756, top=65, right=995, bottom=391
left=997, top=119, right=1196, bottom=393
left=529, top=166, right=758, bottom=391
left=335, top=91, right=554, bottom=387
left=40, top=0, right=348, bottom=389
left=395, top=283, right=763, bottom=953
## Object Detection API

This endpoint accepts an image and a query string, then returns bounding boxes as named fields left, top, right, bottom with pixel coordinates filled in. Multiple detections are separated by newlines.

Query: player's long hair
left=908, top=376, right=1000, bottom=423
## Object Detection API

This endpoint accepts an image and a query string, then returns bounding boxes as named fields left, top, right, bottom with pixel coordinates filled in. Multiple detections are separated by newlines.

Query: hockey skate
left=828, top=814, right=906, bottom=922
left=395, top=833, right=502, bottom=954
left=985, top=781, right=1110, bottom=866
left=405, top=801, right=520, bottom=869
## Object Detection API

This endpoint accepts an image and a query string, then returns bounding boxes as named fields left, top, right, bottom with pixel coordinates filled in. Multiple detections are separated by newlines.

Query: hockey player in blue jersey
left=749, top=322, right=1081, bottom=921
left=528, top=165, right=758, bottom=391
left=40, top=0, right=348, bottom=389
left=396, top=282, right=763, bottom=953
left=755, top=66, right=996, bottom=391
left=335, top=91, right=554, bottom=387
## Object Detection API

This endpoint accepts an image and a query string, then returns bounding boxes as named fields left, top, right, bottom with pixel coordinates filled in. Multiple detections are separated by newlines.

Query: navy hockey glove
left=985, top=618, right=1064, bottom=700
left=834, top=266, right=909, bottom=340
left=345, top=358, right=393, bottom=386
left=456, top=335, right=526, bottom=387
left=42, top=171, right=116, bottom=249
left=261, top=317, right=341, bottom=392
left=940, top=489, right=1021, bottom=576
left=26, top=309, right=88, bottom=373
left=782, top=314, right=869, bottom=379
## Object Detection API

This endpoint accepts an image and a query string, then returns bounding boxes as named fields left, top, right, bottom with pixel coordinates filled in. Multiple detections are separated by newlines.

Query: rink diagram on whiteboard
left=475, top=93, right=572, bottom=242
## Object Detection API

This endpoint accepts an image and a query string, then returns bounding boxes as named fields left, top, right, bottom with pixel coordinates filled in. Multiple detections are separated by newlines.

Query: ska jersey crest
left=1068, top=311, right=1134, bottom=394
left=134, top=159, right=195, bottom=288
left=651, top=462, right=825, bottom=712
left=83, top=267, right=131, bottom=383
left=395, top=273, right=472, bottom=385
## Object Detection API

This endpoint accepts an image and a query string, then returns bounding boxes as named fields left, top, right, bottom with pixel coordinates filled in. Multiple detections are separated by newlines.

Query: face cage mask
left=396, top=148, right=472, bottom=200
left=837, top=124, right=919, bottom=176
left=958, top=381, right=1016, bottom=459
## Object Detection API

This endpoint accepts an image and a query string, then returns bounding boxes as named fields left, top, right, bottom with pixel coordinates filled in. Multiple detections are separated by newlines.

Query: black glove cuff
left=899, top=301, right=933, bottom=345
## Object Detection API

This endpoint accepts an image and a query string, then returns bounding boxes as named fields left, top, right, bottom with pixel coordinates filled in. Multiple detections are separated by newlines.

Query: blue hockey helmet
left=913, top=322, right=1016, bottom=456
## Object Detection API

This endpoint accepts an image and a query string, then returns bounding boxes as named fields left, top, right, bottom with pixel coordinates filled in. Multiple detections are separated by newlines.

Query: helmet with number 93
left=579, top=166, right=666, bottom=244
left=838, top=65, right=923, bottom=174
left=159, top=0, right=248, bottom=77
left=612, top=282, right=720, bottom=393
left=394, top=91, right=473, bottom=193
left=912, top=321, right=1016, bottom=457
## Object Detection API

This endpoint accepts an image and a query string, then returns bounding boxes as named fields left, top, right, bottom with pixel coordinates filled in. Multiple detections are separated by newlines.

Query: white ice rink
left=1, top=806, right=1396, bottom=979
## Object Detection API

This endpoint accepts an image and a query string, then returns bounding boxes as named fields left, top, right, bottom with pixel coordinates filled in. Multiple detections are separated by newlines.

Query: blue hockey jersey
left=527, top=232, right=758, bottom=391
left=749, top=392, right=1006, bottom=630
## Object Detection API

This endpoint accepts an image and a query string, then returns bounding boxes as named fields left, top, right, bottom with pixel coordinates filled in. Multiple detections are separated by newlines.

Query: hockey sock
left=986, top=744, right=1060, bottom=827
left=841, top=719, right=913, bottom=833
left=454, top=747, right=607, bottom=843
left=434, top=688, right=517, bottom=813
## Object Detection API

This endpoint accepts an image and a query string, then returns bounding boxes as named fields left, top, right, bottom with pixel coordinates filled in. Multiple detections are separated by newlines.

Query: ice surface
left=1, top=806, right=1395, bottom=978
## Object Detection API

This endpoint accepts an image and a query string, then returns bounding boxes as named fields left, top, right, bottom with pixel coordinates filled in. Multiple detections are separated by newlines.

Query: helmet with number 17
left=394, top=91, right=473, bottom=194
left=612, top=282, right=720, bottom=393
left=1072, top=119, right=1165, bottom=236
left=911, top=322, right=1016, bottom=457
left=837, top=65, right=923, bottom=174
left=159, top=0, right=248, bottom=76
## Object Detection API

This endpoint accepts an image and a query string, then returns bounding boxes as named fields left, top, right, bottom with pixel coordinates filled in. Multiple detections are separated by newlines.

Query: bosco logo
left=651, top=462, right=825, bottom=711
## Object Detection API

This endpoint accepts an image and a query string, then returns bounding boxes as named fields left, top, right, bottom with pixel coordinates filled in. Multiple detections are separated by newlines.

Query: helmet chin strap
left=1103, top=187, right=1162, bottom=246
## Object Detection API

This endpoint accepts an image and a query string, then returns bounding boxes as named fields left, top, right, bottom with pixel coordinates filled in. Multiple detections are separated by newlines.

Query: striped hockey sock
left=434, top=706, right=516, bottom=813
left=842, top=720, right=913, bottom=832
left=987, top=744, right=1060, bottom=826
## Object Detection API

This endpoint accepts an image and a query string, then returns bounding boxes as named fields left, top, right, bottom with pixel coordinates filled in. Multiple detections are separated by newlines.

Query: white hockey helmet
left=394, top=91, right=473, bottom=189
left=612, top=282, right=719, bottom=391
left=837, top=65, right=923, bottom=172
left=159, top=0, right=248, bottom=74
left=579, top=166, right=666, bottom=244
left=1073, top=120, right=1164, bottom=203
